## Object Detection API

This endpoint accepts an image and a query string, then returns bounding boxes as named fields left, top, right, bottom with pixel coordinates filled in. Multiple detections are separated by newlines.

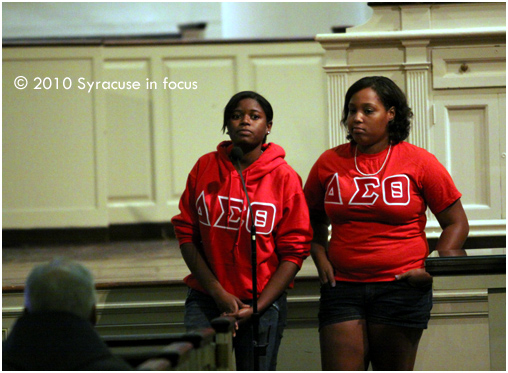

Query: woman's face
left=346, top=87, right=395, bottom=153
left=227, top=98, right=272, bottom=149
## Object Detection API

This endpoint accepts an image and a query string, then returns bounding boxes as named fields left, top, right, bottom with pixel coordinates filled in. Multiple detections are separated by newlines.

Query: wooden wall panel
left=433, top=95, right=502, bottom=221
left=104, top=60, right=154, bottom=205
left=3, top=50, right=108, bottom=227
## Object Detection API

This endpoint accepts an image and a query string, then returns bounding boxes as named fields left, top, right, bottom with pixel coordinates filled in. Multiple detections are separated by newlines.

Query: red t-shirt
left=304, top=142, right=462, bottom=282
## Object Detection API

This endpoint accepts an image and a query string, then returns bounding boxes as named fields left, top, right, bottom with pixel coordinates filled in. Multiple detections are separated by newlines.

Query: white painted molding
left=316, top=27, right=506, bottom=45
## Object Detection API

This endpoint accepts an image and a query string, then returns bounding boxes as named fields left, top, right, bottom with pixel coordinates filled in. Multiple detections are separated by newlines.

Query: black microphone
left=230, top=146, right=244, bottom=164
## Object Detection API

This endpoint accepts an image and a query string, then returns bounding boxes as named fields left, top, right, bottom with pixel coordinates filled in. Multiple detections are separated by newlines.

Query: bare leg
left=320, top=319, right=369, bottom=371
left=367, top=323, right=423, bottom=371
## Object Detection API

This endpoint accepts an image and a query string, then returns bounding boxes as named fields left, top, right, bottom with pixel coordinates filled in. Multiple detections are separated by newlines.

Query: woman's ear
left=388, top=107, right=396, bottom=122
left=267, top=121, right=273, bottom=134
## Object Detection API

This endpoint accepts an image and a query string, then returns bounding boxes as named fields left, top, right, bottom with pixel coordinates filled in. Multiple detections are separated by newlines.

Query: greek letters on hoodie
left=172, top=141, right=312, bottom=300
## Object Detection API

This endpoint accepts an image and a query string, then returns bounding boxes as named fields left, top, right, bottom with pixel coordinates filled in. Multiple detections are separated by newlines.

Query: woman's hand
left=222, top=305, right=253, bottom=326
left=309, top=219, right=336, bottom=287
left=312, top=245, right=336, bottom=287
left=395, top=268, right=433, bottom=287
left=212, top=288, right=248, bottom=314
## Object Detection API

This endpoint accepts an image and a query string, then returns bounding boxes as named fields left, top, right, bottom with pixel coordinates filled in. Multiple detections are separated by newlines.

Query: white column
left=320, top=42, right=350, bottom=148
left=402, top=40, right=431, bottom=150
left=325, top=71, right=349, bottom=148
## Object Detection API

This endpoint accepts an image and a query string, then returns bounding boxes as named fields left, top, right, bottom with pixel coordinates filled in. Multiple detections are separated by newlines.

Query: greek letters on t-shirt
left=196, top=191, right=276, bottom=234
left=325, top=173, right=410, bottom=206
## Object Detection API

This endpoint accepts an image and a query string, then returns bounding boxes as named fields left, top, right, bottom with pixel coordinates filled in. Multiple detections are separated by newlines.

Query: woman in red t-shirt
left=304, top=76, right=469, bottom=370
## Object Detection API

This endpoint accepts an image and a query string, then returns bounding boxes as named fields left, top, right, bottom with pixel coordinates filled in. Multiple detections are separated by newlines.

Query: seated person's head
left=24, top=258, right=97, bottom=324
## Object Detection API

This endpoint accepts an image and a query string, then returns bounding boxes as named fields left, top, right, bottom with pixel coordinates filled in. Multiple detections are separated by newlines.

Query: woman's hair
left=24, top=258, right=96, bottom=321
left=222, top=91, right=273, bottom=134
left=341, top=76, right=413, bottom=144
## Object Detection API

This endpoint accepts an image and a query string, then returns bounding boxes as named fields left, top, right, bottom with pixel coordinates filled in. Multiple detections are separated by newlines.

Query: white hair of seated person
left=24, top=258, right=97, bottom=323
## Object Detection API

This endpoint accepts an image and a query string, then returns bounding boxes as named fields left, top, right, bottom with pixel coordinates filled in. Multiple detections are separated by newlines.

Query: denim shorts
left=318, top=280, right=432, bottom=330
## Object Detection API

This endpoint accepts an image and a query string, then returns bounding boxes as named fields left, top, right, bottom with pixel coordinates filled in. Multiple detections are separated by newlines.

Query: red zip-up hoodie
left=172, top=141, right=312, bottom=300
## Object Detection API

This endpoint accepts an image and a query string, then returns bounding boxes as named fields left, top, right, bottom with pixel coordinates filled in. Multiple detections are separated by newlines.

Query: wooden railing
left=104, top=316, right=236, bottom=370
left=211, top=316, right=237, bottom=371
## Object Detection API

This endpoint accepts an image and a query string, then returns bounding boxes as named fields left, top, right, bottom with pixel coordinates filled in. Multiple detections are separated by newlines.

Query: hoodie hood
left=215, top=141, right=288, bottom=258
left=216, top=140, right=288, bottom=182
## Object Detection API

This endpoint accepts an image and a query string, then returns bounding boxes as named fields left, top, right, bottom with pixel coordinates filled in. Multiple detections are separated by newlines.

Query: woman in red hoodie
left=172, top=91, right=312, bottom=370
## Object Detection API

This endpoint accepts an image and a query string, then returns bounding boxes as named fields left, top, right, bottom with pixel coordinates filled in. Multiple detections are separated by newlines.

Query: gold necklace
left=354, top=145, right=392, bottom=176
